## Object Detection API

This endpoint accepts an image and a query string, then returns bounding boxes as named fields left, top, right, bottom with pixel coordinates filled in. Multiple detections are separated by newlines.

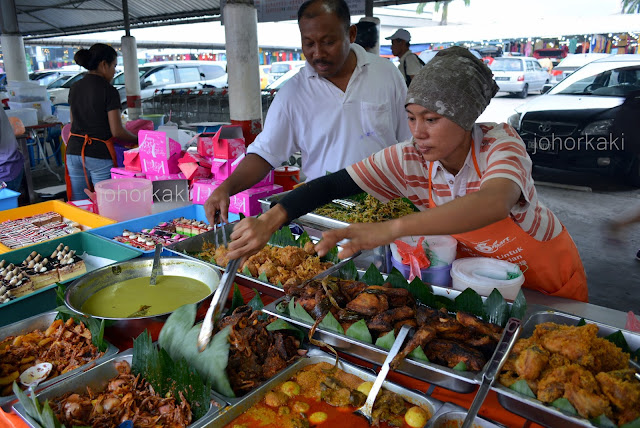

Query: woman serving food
left=227, top=46, right=588, bottom=302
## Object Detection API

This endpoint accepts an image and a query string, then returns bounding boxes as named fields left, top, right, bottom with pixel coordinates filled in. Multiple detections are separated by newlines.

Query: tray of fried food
left=263, top=276, right=511, bottom=394
left=167, top=223, right=337, bottom=295
left=208, top=347, right=444, bottom=428
left=494, top=310, right=640, bottom=428
left=0, top=311, right=118, bottom=409
left=12, top=349, right=226, bottom=428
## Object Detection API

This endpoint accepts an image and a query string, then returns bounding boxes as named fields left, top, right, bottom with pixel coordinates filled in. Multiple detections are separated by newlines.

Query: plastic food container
left=274, top=166, right=300, bottom=191
left=389, top=235, right=458, bottom=287
left=451, top=257, right=524, bottom=300
left=0, top=188, right=20, bottom=211
left=9, top=100, right=52, bottom=121
left=5, top=108, right=38, bottom=127
left=7, top=80, right=48, bottom=103
left=140, top=114, right=165, bottom=129
left=95, top=178, right=153, bottom=222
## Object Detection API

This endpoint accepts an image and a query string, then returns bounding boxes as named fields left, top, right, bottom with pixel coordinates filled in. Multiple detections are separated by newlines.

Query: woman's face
left=406, top=103, right=471, bottom=171
left=100, top=59, right=117, bottom=82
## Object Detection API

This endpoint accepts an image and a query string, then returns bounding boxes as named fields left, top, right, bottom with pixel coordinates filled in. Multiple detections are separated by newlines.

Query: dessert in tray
left=0, top=243, right=86, bottom=304
left=112, top=217, right=213, bottom=251
left=0, top=212, right=82, bottom=250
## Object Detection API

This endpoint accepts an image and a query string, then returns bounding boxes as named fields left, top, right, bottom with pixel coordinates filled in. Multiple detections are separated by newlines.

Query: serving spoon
left=149, top=244, right=162, bottom=286
left=19, top=362, right=52, bottom=395
left=354, top=324, right=412, bottom=423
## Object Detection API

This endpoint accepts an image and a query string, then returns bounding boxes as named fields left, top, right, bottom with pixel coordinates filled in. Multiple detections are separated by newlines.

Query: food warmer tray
left=12, top=349, right=227, bottom=428
left=0, top=311, right=119, bottom=410
left=426, top=402, right=507, bottom=428
left=259, top=192, right=393, bottom=273
left=206, top=347, right=445, bottom=427
left=261, top=284, right=516, bottom=394
left=491, top=310, right=640, bottom=428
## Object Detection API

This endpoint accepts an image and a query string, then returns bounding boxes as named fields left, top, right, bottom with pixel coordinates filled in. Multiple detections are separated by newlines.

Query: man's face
left=390, top=39, right=407, bottom=57
left=299, top=12, right=355, bottom=79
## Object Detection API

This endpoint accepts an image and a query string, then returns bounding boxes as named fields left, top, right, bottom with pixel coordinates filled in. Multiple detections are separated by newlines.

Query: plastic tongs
left=461, top=317, right=521, bottom=428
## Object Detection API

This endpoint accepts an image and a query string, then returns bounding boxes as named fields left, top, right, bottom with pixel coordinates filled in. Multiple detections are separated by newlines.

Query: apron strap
left=69, top=132, right=118, bottom=194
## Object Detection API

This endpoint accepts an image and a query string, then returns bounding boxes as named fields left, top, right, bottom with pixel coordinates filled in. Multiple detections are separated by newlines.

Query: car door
left=140, top=66, right=177, bottom=99
left=533, top=60, right=549, bottom=89
left=176, top=66, right=203, bottom=87
left=524, top=60, right=537, bottom=90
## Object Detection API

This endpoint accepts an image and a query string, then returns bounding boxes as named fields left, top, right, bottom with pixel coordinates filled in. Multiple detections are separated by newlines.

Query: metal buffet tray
left=426, top=402, right=507, bottom=428
left=262, top=283, right=509, bottom=394
left=12, top=350, right=226, bottom=428
left=0, top=311, right=119, bottom=410
left=492, top=310, right=640, bottom=428
left=259, top=192, right=393, bottom=273
left=207, top=347, right=445, bottom=427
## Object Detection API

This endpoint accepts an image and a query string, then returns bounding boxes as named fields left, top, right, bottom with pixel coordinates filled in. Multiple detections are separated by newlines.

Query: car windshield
left=265, top=66, right=303, bottom=90
left=112, top=67, right=152, bottom=86
left=490, top=59, right=523, bottom=72
left=549, top=62, right=640, bottom=97
left=47, top=76, right=71, bottom=89
left=61, top=73, right=86, bottom=88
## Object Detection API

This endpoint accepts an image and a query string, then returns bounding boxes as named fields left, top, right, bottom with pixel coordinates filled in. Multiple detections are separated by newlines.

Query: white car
left=490, top=57, right=550, bottom=98
left=550, top=53, right=613, bottom=83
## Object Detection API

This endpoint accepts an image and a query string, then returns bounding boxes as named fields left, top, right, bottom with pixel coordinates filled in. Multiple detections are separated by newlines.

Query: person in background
left=205, top=0, right=410, bottom=224
left=226, top=47, right=589, bottom=303
left=0, top=108, right=25, bottom=193
left=386, top=28, right=424, bottom=86
left=66, top=43, right=137, bottom=201
left=354, top=20, right=378, bottom=54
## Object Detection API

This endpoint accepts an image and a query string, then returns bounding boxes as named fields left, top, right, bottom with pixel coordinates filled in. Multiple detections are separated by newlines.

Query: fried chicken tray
left=207, top=347, right=445, bottom=427
left=263, top=283, right=516, bottom=394
left=0, top=311, right=118, bottom=410
left=167, top=222, right=345, bottom=297
left=12, top=349, right=226, bottom=428
left=492, top=310, right=640, bottom=428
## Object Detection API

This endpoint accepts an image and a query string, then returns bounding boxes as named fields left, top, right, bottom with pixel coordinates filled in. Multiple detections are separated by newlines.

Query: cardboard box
left=123, top=148, right=142, bottom=171
left=211, top=156, right=244, bottom=181
left=197, top=125, right=245, bottom=159
left=146, top=173, right=186, bottom=181
left=178, top=151, right=212, bottom=168
left=229, top=184, right=283, bottom=217
left=66, top=199, right=98, bottom=214
left=110, top=167, right=146, bottom=180
left=255, top=169, right=275, bottom=187
left=190, top=179, right=223, bottom=205
left=179, top=162, right=211, bottom=181
left=138, top=130, right=181, bottom=176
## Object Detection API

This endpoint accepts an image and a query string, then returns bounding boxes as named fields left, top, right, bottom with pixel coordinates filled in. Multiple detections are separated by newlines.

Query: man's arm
left=204, top=154, right=273, bottom=224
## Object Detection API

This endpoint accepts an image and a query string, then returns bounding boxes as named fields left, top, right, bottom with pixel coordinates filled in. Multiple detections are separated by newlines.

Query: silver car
left=490, top=57, right=550, bottom=98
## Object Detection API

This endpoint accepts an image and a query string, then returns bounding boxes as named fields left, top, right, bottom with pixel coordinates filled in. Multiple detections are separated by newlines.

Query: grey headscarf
left=406, top=46, right=499, bottom=131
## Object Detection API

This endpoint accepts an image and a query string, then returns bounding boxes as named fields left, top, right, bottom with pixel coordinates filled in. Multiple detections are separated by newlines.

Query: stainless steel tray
left=492, top=310, right=640, bottom=428
left=206, top=347, right=445, bottom=427
left=262, top=285, right=498, bottom=393
left=426, top=402, right=507, bottom=428
left=12, top=349, right=226, bottom=428
left=0, top=311, right=119, bottom=410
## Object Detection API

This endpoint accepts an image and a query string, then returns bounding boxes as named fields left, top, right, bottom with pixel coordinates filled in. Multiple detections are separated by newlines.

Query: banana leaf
left=346, top=319, right=373, bottom=343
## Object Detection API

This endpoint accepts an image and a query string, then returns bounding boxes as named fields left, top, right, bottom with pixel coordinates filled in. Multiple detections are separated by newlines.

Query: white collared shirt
left=247, top=43, right=411, bottom=181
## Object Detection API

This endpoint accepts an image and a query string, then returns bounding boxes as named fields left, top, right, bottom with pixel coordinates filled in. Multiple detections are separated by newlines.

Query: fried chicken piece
left=537, top=364, right=599, bottom=403
left=339, top=280, right=367, bottom=301
left=539, top=323, right=599, bottom=362
left=365, top=285, right=412, bottom=307
left=415, top=305, right=441, bottom=325
left=588, top=337, right=630, bottom=373
left=214, top=246, right=230, bottom=267
left=565, top=383, right=612, bottom=420
left=346, top=292, right=388, bottom=317
left=456, top=312, right=503, bottom=342
left=596, top=370, right=640, bottom=413
left=367, top=307, right=415, bottom=332
left=394, top=319, right=417, bottom=331
left=424, top=339, right=486, bottom=371
left=303, top=241, right=316, bottom=255
left=515, top=345, right=549, bottom=381
left=391, top=325, right=436, bottom=369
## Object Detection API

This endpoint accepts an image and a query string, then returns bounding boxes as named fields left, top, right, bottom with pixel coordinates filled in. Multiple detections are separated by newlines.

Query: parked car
left=490, top=57, right=550, bottom=98
left=264, top=65, right=304, bottom=92
left=550, top=53, right=613, bottom=83
left=507, top=54, right=640, bottom=184
left=112, top=60, right=228, bottom=107
left=259, top=65, right=271, bottom=89
left=47, top=72, right=87, bottom=104
left=268, top=61, right=305, bottom=84
left=419, top=48, right=481, bottom=65
left=532, top=48, right=568, bottom=67
left=29, top=70, right=78, bottom=86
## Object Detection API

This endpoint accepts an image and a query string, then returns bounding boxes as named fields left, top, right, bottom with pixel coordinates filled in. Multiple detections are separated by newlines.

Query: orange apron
left=65, top=133, right=117, bottom=200
left=427, top=143, right=588, bottom=302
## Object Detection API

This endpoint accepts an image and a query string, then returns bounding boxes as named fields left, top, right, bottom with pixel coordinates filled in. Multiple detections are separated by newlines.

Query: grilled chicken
left=346, top=292, right=389, bottom=316
left=456, top=311, right=503, bottom=341
left=390, top=325, right=436, bottom=369
left=424, top=339, right=487, bottom=371
left=367, top=306, right=415, bottom=332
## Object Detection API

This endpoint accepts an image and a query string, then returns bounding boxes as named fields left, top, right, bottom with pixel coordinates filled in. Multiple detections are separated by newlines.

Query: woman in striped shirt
left=227, top=47, right=588, bottom=302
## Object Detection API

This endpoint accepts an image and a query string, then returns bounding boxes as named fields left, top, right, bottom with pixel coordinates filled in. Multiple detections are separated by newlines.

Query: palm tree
left=416, top=0, right=471, bottom=26
left=621, top=0, right=639, bottom=13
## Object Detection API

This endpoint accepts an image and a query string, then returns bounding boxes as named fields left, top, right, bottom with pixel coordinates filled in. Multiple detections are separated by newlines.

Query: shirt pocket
left=360, top=102, right=393, bottom=142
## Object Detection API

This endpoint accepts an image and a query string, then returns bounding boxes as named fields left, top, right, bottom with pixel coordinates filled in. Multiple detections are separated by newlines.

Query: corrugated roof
left=4, top=0, right=222, bottom=38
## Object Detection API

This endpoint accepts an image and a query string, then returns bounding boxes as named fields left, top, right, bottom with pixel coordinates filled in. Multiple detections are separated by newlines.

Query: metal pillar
left=223, top=0, right=262, bottom=145
left=121, top=0, right=141, bottom=119
left=0, top=0, right=29, bottom=81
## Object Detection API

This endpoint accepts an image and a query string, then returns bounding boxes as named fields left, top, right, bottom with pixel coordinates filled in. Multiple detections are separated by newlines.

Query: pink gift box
left=254, top=169, right=274, bottom=187
left=191, top=179, right=223, bottom=204
left=123, top=148, right=141, bottom=171
left=67, top=199, right=98, bottom=214
left=211, top=156, right=244, bottom=181
left=139, top=130, right=181, bottom=175
left=179, top=162, right=211, bottom=181
left=111, top=167, right=146, bottom=180
left=146, top=173, right=187, bottom=181
left=179, top=151, right=212, bottom=168
left=197, top=125, right=246, bottom=159
left=229, top=184, right=283, bottom=217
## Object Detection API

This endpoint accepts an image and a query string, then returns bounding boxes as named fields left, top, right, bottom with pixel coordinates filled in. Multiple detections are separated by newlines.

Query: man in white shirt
left=205, top=0, right=410, bottom=223
left=386, top=29, right=423, bottom=86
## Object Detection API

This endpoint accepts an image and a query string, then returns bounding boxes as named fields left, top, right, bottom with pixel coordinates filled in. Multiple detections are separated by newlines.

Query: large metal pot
left=65, top=257, right=220, bottom=323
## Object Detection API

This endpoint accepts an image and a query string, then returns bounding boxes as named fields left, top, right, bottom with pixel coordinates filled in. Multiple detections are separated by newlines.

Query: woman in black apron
left=66, top=43, right=137, bottom=201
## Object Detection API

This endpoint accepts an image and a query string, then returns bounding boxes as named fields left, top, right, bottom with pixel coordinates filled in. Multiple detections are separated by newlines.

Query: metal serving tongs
left=461, top=317, right=521, bottom=428
left=197, top=257, right=241, bottom=352
left=354, top=324, right=412, bottom=423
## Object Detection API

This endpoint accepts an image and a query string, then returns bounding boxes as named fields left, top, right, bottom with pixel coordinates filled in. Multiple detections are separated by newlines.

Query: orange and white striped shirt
left=347, top=122, right=562, bottom=241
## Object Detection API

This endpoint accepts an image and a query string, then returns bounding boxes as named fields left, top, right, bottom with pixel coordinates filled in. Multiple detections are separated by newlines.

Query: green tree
left=416, top=0, right=470, bottom=26
left=621, top=0, right=639, bottom=13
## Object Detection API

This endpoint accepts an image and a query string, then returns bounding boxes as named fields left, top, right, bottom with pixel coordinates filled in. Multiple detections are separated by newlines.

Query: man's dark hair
left=297, top=0, right=351, bottom=32
left=354, top=21, right=377, bottom=50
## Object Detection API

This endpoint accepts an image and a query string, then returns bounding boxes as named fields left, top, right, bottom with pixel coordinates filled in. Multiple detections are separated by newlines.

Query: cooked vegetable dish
left=314, top=196, right=415, bottom=223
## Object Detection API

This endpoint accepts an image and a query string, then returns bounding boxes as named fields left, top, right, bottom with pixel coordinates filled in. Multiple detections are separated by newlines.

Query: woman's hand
left=315, top=221, right=398, bottom=259
left=226, top=205, right=289, bottom=261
